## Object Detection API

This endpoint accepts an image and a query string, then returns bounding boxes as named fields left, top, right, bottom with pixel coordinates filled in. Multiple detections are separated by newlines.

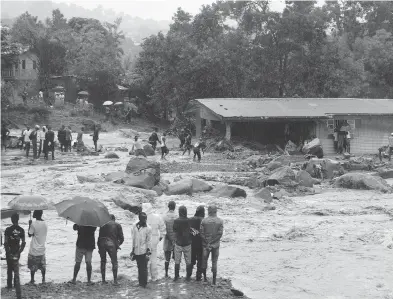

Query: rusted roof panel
left=195, top=98, right=393, bottom=119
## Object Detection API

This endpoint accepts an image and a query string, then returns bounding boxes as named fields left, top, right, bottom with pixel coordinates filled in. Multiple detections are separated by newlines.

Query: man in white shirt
left=131, top=212, right=152, bottom=288
left=28, top=210, right=48, bottom=284
left=130, top=136, right=146, bottom=157
left=141, top=203, right=165, bottom=281
left=23, top=125, right=32, bottom=157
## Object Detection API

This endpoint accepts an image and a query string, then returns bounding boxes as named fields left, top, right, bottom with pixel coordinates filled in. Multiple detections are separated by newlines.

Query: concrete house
left=193, top=98, right=393, bottom=155
left=1, top=49, right=39, bottom=85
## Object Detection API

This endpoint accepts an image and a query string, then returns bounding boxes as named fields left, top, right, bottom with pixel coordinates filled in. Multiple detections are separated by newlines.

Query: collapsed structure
left=193, top=98, right=393, bottom=155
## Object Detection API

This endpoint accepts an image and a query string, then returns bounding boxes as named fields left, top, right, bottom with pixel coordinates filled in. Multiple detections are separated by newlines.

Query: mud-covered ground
left=1, top=130, right=393, bottom=299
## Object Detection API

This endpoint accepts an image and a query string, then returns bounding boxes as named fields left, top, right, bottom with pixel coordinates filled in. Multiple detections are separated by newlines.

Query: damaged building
left=193, top=98, right=393, bottom=155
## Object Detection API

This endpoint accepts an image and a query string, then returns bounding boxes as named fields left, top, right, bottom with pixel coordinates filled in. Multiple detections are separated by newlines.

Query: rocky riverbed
left=1, top=129, right=393, bottom=299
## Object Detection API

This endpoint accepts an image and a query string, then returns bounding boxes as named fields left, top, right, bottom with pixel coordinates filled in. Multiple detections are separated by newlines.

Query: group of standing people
left=179, top=129, right=207, bottom=162
left=333, top=121, right=351, bottom=154
left=4, top=201, right=223, bottom=298
left=20, top=124, right=55, bottom=160
left=147, top=128, right=169, bottom=160
left=131, top=202, right=224, bottom=288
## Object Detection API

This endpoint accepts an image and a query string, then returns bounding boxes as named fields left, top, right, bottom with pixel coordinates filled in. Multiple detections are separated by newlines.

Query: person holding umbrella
left=97, top=215, right=124, bottom=285
left=70, top=224, right=96, bottom=285
left=28, top=210, right=48, bottom=284
left=4, top=213, right=25, bottom=299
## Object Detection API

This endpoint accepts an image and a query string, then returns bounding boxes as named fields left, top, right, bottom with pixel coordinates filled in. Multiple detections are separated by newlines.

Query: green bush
left=29, top=107, right=51, bottom=120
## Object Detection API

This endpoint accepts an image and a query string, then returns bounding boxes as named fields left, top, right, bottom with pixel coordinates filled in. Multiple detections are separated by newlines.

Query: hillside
left=1, top=0, right=170, bottom=43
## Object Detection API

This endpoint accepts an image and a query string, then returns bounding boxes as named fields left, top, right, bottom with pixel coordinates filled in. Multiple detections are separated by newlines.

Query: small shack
left=193, top=98, right=393, bottom=155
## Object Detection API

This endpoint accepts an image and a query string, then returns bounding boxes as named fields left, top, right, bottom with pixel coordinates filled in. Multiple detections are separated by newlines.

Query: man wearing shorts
left=28, top=210, right=48, bottom=284
left=70, top=224, right=96, bottom=284
left=97, top=215, right=124, bottom=285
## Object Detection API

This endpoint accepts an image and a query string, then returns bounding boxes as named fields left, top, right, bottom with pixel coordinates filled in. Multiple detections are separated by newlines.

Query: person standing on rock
left=1, top=123, right=10, bottom=152
left=44, top=126, right=55, bottom=160
left=57, top=125, right=66, bottom=152
left=172, top=205, right=192, bottom=282
left=65, top=126, right=72, bottom=152
left=131, top=212, right=152, bottom=288
left=70, top=224, right=96, bottom=285
left=131, top=136, right=146, bottom=157
left=148, top=128, right=160, bottom=151
left=163, top=201, right=177, bottom=277
left=28, top=210, right=48, bottom=285
left=24, top=125, right=32, bottom=157
left=93, top=125, right=100, bottom=152
left=97, top=214, right=124, bottom=285
left=189, top=206, right=205, bottom=281
left=200, top=205, right=224, bottom=285
left=160, top=133, right=169, bottom=160
left=141, top=203, right=165, bottom=282
left=4, top=213, right=26, bottom=299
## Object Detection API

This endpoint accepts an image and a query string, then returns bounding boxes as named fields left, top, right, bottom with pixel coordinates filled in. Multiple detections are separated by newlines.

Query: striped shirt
left=132, top=223, right=152, bottom=255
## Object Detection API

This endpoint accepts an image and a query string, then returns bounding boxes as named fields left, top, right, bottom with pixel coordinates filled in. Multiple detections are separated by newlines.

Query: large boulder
left=266, top=160, right=283, bottom=171
left=165, top=179, right=193, bottom=195
left=126, top=157, right=160, bottom=184
left=254, top=188, right=273, bottom=203
left=377, top=168, right=393, bottom=179
left=304, top=158, right=343, bottom=179
left=211, top=185, right=247, bottom=198
left=268, top=166, right=296, bottom=186
left=246, top=155, right=274, bottom=169
left=296, top=170, right=320, bottom=187
left=105, top=171, right=126, bottom=182
left=191, top=179, right=213, bottom=193
left=112, top=192, right=153, bottom=214
left=121, top=173, right=156, bottom=190
left=335, top=173, right=392, bottom=193
left=105, top=152, right=119, bottom=159
left=143, top=144, right=155, bottom=156
left=77, top=175, right=103, bottom=183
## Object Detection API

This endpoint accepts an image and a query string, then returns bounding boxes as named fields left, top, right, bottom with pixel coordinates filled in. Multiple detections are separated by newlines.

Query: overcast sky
left=53, top=0, right=289, bottom=20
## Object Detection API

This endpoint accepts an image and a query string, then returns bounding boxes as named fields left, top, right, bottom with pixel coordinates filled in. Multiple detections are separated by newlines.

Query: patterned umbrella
left=8, top=195, right=50, bottom=211
left=54, top=196, right=111, bottom=227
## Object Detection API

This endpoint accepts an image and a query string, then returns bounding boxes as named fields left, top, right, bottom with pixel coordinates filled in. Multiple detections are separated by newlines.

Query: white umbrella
left=103, top=101, right=113, bottom=106
left=114, top=102, right=123, bottom=106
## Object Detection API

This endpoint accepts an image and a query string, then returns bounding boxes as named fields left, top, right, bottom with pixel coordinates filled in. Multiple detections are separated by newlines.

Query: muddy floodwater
left=1, top=131, right=393, bottom=299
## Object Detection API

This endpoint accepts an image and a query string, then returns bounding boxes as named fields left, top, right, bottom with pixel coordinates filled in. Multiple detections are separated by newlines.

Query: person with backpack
left=148, top=128, right=160, bottom=151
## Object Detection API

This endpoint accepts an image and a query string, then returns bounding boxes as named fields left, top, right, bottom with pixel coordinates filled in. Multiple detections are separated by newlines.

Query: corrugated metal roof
left=195, top=98, right=393, bottom=119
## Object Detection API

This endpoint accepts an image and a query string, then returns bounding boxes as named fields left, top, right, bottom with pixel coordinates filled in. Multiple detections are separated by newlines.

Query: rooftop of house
left=194, top=98, right=393, bottom=120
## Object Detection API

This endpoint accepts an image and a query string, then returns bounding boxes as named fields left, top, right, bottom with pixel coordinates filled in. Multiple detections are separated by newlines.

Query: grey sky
left=53, top=0, right=288, bottom=20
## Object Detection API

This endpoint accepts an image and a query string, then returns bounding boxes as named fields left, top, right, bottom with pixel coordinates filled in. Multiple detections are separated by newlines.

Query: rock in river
left=335, top=173, right=392, bottom=193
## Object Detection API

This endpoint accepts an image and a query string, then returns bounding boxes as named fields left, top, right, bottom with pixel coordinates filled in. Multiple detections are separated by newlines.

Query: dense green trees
left=130, top=0, right=393, bottom=119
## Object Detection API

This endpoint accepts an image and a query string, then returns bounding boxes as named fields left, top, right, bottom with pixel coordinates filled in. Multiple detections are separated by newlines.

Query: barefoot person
left=163, top=201, right=177, bottom=278
left=173, top=206, right=192, bottom=281
left=4, top=213, right=26, bottom=299
left=141, top=203, right=165, bottom=282
left=97, top=215, right=124, bottom=285
left=70, top=224, right=97, bottom=285
left=93, top=125, right=100, bottom=152
left=160, top=133, right=169, bottom=160
left=131, top=212, right=152, bottom=288
left=200, top=205, right=224, bottom=285
left=28, top=210, right=48, bottom=284
left=189, top=206, right=205, bottom=281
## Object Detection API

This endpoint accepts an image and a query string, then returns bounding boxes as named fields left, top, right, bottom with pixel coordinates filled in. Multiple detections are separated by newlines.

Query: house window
left=33, top=60, right=37, bottom=69
left=22, top=60, right=26, bottom=69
